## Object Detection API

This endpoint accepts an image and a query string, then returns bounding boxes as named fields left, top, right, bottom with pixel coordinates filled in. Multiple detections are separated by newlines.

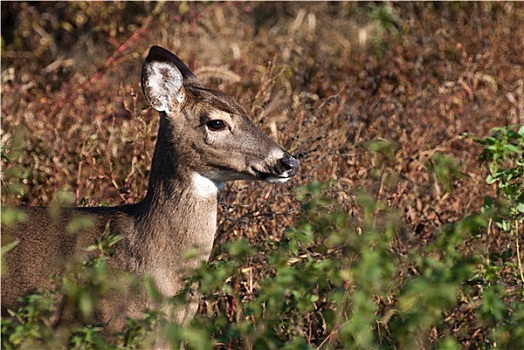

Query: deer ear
left=141, top=60, right=185, bottom=112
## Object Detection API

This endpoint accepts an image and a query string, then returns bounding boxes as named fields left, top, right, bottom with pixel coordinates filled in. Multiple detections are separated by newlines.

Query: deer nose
left=278, top=153, right=299, bottom=177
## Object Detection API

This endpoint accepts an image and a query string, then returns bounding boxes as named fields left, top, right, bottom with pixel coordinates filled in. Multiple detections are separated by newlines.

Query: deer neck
left=131, top=115, right=220, bottom=291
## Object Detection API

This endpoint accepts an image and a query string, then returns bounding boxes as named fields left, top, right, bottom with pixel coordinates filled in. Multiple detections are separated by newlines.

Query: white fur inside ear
left=145, top=61, right=184, bottom=112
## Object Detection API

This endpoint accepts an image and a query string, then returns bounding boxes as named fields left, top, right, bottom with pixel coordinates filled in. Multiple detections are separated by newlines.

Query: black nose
left=279, top=153, right=299, bottom=177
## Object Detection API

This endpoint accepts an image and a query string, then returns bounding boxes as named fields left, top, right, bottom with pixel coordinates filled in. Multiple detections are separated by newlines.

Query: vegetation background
left=1, top=2, right=523, bottom=349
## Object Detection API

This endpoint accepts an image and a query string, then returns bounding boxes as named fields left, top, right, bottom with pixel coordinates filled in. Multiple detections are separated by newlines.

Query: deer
left=1, top=46, right=299, bottom=346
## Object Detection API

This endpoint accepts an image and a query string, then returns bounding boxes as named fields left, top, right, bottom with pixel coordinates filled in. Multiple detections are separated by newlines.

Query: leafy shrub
left=463, top=125, right=524, bottom=347
left=2, top=126, right=524, bottom=348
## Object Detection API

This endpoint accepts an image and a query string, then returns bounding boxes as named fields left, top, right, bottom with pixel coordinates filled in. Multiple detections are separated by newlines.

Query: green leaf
left=1, top=207, right=27, bottom=227
left=486, top=174, right=497, bottom=184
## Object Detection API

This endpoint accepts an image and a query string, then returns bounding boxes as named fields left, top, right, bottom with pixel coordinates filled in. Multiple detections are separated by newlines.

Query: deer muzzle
left=264, top=152, right=299, bottom=183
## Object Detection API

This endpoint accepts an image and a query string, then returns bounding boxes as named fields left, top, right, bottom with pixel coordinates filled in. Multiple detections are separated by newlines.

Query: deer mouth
left=252, top=153, right=299, bottom=183
left=253, top=170, right=292, bottom=183
left=265, top=174, right=294, bottom=184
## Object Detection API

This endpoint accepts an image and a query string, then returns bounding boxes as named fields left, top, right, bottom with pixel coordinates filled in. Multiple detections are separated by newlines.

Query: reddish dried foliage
left=1, top=2, right=523, bottom=347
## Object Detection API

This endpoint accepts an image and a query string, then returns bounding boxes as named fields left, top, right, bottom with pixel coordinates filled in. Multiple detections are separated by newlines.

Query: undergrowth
left=2, top=125, right=523, bottom=349
left=2, top=2, right=523, bottom=348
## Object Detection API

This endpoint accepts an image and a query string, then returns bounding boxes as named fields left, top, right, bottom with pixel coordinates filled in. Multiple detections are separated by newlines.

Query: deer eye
left=206, top=120, right=228, bottom=132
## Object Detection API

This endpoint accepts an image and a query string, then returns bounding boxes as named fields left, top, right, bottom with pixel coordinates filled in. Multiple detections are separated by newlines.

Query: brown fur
left=1, top=46, right=299, bottom=341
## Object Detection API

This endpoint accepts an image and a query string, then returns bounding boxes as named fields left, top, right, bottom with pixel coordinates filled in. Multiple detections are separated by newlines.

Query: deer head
left=141, top=46, right=299, bottom=190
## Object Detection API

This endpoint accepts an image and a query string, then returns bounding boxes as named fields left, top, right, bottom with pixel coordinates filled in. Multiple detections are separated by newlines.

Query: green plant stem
left=516, top=220, right=524, bottom=286
left=487, top=218, right=492, bottom=267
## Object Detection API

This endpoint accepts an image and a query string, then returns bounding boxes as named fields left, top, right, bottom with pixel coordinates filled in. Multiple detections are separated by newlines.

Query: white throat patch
left=191, top=173, right=221, bottom=198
